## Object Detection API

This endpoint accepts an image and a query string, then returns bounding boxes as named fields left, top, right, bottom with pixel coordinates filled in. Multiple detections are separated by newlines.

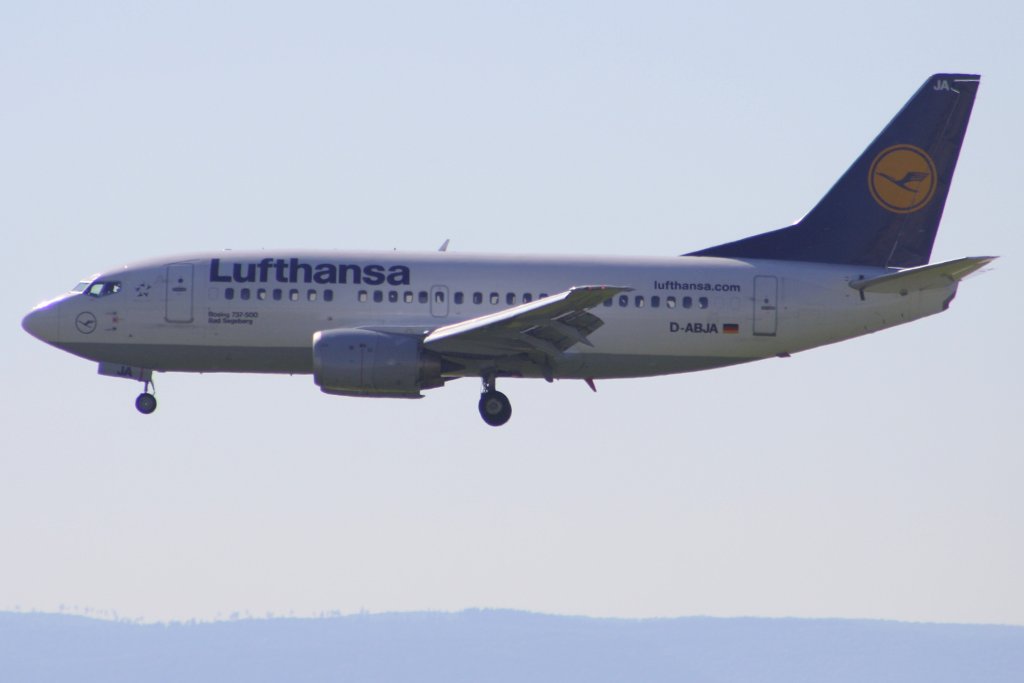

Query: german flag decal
left=723, top=324, right=739, bottom=334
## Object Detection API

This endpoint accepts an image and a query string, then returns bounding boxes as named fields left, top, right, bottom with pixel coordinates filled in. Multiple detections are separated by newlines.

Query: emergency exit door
left=165, top=263, right=194, bottom=323
left=753, top=275, right=778, bottom=336
left=430, top=285, right=449, bottom=318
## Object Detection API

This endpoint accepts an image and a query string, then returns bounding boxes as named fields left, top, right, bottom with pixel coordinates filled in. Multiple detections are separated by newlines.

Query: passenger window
left=539, top=292, right=548, bottom=299
left=435, top=290, right=446, bottom=303
left=308, top=289, right=318, bottom=301
left=273, top=289, right=283, bottom=301
left=635, top=295, right=645, bottom=308
left=506, top=293, right=516, bottom=305
left=323, top=289, right=334, bottom=302
left=225, top=288, right=235, bottom=301
left=257, top=289, right=267, bottom=300
left=404, top=291, right=414, bottom=303
left=290, top=289, right=299, bottom=301
left=666, top=296, right=676, bottom=308
left=618, top=295, right=628, bottom=307
left=358, top=291, right=368, bottom=303
left=419, top=291, right=429, bottom=304
left=473, top=292, right=483, bottom=305
left=699, top=296, right=709, bottom=309
left=388, top=290, right=398, bottom=303
left=603, top=298, right=613, bottom=307
left=651, top=295, right=661, bottom=308
left=373, top=290, right=383, bottom=303
left=241, top=288, right=251, bottom=301
left=490, top=292, right=499, bottom=305
left=683, top=296, right=693, bottom=309
left=454, top=292, right=464, bottom=305
left=522, top=293, right=532, bottom=303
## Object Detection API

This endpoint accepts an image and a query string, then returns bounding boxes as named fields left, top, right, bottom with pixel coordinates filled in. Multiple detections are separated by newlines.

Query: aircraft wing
left=423, top=285, right=630, bottom=358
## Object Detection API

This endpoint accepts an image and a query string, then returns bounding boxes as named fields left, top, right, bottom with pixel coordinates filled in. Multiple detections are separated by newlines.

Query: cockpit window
left=85, top=281, right=122, bottom=297
left=72, top=281, right=90, bottom=293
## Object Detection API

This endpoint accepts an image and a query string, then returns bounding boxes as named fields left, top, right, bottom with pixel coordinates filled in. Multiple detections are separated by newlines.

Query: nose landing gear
left=478, top=374, right=511, bottom=427
left=97, top=363, right=157, bottom=415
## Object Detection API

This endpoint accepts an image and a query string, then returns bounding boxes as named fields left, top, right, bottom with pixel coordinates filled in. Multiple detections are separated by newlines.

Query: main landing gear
left=478, top=375, right=511, bottom=427
left=135, top=379, right=157, bottom=415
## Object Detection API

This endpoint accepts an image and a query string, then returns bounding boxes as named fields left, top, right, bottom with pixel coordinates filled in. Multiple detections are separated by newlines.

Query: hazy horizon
left=4, top=610, right=1023, bottom=682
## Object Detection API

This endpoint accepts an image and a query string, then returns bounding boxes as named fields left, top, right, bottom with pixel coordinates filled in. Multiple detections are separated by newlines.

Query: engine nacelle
left=312, top=329, right=443, bottom=398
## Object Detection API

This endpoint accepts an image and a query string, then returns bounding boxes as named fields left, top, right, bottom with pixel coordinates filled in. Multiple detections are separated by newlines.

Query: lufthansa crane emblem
left=75, top=311, right=97, bottom=334
left=868, top=144, right=937, bottom=214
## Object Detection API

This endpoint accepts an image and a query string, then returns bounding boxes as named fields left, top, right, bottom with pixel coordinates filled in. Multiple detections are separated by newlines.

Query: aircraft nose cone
left=22, top=304, right=59, bottom=342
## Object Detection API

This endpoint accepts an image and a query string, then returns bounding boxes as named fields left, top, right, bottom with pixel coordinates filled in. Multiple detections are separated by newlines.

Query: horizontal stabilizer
left=850, top=256, right=996, bottom=294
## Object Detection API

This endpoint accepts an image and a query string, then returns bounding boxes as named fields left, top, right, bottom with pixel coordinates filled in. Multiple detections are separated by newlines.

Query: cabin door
left=166, top=264, right=195, bottom=323
left=753, top=275, right=778, bottom=336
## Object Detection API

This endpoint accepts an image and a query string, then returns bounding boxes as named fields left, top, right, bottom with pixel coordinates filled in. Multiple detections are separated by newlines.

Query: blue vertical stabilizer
left=689, top=74, right=980, bottom=268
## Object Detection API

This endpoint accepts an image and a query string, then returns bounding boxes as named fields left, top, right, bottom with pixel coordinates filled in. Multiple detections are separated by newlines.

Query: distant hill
left=1, top=610, right=1022, bottom=682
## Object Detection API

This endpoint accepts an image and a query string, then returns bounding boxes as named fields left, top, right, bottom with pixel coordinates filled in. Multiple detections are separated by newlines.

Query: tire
left=135, top=393, right=157, bottom=415
left=478, top=390, right=512, bottom=427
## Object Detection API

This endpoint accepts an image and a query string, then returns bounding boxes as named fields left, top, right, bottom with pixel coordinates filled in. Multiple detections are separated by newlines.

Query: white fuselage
left=28, top=250, right=957, bottom=383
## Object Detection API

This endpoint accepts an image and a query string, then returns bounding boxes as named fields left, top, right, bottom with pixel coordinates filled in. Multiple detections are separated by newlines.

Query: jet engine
left=312, top=329, right=444, bottom=398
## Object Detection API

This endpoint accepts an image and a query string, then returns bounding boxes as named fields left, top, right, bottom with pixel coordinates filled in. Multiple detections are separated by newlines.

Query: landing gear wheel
left=478, top=390, right=512, bottom=427
left=135, top=392, right=157, bottom=415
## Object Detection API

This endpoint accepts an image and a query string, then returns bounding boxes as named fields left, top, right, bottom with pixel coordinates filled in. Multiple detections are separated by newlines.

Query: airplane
left=22, top=73, right=993, bottom=427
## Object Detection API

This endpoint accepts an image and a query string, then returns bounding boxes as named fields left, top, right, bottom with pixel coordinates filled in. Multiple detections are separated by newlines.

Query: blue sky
left=2, top=1, right=1022, bottom=624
